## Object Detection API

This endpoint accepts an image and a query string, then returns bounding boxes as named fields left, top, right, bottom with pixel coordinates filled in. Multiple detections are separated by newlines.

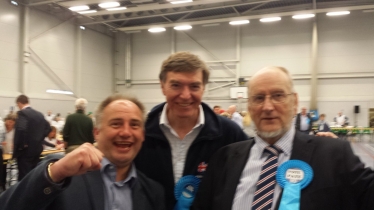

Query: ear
left=293, top=93, right=299, bottom=116
left=160, top=80, right=167, bottom=96
left=93, top=127, right=100, bottom=141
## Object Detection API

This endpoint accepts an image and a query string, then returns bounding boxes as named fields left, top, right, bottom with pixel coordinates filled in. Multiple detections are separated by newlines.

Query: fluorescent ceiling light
left=170, top=0, right=193, bottom=4
left=326, top=11, right=350, bottom=16
left=98, top=2, right=120, bottom=8
left=229, top=20, right=250, bottom=25
left=260, top=17, right=281, bottom=22
left=106, top=7, right=127, bottom=11
left=292, top=14, right=315, bottom=19
left=174, top=25, right=192, bottom=30
left=78, top=10, right=97, bottom=14
left=80, top=26, right=85, bottom=30
left=10, top=1, right=18, bottom=6
left=148, top=27, right=166, bottom=33
left=46, top=89, right=74, bottom=95
left=69, top=5, right=89, bottom=11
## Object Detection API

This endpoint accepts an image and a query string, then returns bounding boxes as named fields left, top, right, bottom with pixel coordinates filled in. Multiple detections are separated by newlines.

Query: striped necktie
left=251, top=145, right=282, bottom=210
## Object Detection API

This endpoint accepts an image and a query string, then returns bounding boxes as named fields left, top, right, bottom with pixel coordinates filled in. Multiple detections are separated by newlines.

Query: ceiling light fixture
left=46, top=89, right=74, bottom=95
left=170, top=0, right=193, bottom=4
left=260, top=17, right=281, bottom=22
left=78, top=10, right=97, bottom=14
left=98, top=2, right=120, bottom=8
left=326, top=11, right=350, bottom=16
left=10, top=1, right=18, bottom=6
left=80, top=26, right=85, bottom=30
left=69, top=5, right=89, bottom=11
left=148, top=27, right=166, bottom=33
left=174, top=25, right=192, bottom=30
left=292, top=14, right=315, bottom=19
left=229, top=20, right=250, bottom=25
left=106, top=7, right=127, bottom=11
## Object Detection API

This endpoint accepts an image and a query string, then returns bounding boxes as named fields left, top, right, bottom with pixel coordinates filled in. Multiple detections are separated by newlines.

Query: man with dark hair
left=13, top=95, right=51, bottom=181
left=213, top=105, right=221, bottom=115
left=0, top=94, right=165, bottom=210
left=134, top=52, right=248, bottom=209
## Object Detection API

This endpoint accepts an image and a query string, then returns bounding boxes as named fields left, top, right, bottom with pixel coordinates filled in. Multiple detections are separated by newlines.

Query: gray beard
left=254, top=123, right=292, bottom=140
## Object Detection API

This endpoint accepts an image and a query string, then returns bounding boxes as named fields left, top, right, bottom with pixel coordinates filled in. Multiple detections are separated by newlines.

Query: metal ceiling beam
left=79, top=0, right=276, bottom=25
left=117, top=4, right=374, bottom=31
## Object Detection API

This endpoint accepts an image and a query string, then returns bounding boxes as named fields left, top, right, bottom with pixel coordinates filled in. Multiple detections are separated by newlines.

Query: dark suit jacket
left=192, top=132, right=374, bottom=210
left=0, top=155, right=165, bottom=210
left=13, top=107, right=51, bottom=158
left=295, top=113, right=312, bottom=132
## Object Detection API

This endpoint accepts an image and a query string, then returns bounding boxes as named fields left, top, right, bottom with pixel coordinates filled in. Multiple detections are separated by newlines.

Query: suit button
left=44, top=187, right=52, bottom=195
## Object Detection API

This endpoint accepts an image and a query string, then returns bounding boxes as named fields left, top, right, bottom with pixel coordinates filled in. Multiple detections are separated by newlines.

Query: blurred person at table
left=44, top=126, right=64, bottom=150
left=51, top=113, right=64, bottom=134
left=2, top=114, right=16, bottom=154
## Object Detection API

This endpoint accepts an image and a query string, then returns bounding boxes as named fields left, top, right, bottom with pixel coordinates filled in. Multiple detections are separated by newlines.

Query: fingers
left=50, top=143, right=104, bottom=182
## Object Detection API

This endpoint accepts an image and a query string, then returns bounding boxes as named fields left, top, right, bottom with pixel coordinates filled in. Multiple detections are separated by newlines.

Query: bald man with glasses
left=192, top=66, right=374, bottom=210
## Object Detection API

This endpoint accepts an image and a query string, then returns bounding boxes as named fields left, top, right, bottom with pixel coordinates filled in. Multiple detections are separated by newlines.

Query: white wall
left=0, top=2, right=113, bottom=117
left=118, top=10, right=374, bottom=127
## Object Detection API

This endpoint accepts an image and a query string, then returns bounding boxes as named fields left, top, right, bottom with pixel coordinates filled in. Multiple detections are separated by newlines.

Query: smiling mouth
left=114, top=142, right=133, bottom=148
left=178, top=103, right=192, bottom=107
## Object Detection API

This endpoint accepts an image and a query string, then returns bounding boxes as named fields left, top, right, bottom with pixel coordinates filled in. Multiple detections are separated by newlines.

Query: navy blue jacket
left=134, top=102, right=248, bottom=210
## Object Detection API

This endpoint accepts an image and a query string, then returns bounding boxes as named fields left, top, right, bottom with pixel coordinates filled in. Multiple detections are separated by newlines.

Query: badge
left=276, top=160, right=313, bottom=210
left=174, top=175, right=201, bottom=210
left=197, top=162, right=208, bottom=173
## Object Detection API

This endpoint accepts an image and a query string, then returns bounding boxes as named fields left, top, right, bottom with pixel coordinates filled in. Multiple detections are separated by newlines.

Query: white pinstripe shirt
left=232, top=126, right=295, bottom=210
left=159, top=104, right=204, bottom=183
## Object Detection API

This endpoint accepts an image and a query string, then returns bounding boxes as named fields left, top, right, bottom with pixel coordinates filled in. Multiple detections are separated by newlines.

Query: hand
left=49, top=143, right=103, bottom=182
left=316, top=132, right=338, bottom=139
left=55, top=144, right=64, bottom=150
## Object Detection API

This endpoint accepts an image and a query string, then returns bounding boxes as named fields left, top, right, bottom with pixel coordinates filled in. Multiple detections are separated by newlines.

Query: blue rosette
left=173, top=175, right=201, bottom=210
left=276, top=160, right=313, bottom=210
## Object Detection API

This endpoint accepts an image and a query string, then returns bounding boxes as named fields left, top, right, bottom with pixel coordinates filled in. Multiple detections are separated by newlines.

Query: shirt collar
left=159, top=103, right=205, bottom=129
left=254, top=125, right=295, bottom=156
left=22, top=105, right=30, bottom=110
left=101, top=157, right=137, bottom=188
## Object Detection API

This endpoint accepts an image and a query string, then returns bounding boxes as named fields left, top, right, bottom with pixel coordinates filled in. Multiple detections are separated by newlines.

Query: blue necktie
left=252, top=145, right=282, bottom=210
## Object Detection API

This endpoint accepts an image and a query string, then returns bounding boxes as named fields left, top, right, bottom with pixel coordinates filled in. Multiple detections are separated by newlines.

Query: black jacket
left=134, top=102, right=248, bottom=210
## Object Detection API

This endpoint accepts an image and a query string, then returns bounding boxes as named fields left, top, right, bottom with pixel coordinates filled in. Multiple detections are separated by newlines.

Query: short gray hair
left=94, top=94, right=146, bottom=128
left=75, top=98, right=88, bottom=110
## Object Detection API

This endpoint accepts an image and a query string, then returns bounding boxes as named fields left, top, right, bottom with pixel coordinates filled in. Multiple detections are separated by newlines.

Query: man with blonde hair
left=63, top=98, right=94, bottom=153
left=193, top=66, right=374, bottom=210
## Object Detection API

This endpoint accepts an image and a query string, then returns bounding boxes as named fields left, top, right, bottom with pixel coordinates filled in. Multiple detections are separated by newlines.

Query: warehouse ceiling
left=17, top=0, right=374, bottom=35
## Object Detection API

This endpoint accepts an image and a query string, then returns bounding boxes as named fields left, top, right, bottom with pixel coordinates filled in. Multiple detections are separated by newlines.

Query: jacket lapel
left=82, top=171, right=105, bottom=210
left=222, top=140, right=255, bottom=209
left=275, top=131, right=315, bottom=209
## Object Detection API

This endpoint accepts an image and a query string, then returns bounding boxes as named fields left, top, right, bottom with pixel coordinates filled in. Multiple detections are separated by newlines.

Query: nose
left=119, top=124, right=131, bottom=137
left=262, top=96, right=274, bottom=111
left=179, top=86, right=191, bottom=99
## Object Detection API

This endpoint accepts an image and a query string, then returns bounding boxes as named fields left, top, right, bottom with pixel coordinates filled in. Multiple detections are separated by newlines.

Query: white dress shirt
left=232, top=126, right=295, bottom=210
left=159, top=104, right=204, bottom=183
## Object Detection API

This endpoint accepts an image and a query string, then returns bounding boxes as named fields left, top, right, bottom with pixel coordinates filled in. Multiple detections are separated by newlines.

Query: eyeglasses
left=249, top=93, right=294, bottom=106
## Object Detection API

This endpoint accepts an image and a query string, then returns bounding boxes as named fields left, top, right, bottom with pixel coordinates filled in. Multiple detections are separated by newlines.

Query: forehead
left=249, top=69, right=292, bottom=94
left=102, top=100, right=143, bottom=120
left=165, top=70, right=203, bottom=83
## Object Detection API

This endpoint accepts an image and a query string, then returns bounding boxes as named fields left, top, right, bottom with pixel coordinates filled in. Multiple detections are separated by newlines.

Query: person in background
left=44, top=126, right=64, bottom=150
left=45, top=110, right=55, bottom=124
left=0, top=94, right=165, bottom=210
left=63, top=98, right=94, bottom=154
left=334, top=110, right=349, bottom=126
left=0, top=117, right=5, bottom=192
left=192, top=66, right=374, bottom=210
left=227, top=105, right=243, bottom=129
left=317, top=114, right=331, bottom=132
left=134, top=52, right=248, bottom=210
left=2, top=114, right=16, bottom=154
left=295, top=106, right=312, bottom=134
left=213, top=105, right=221, bottom=115
left=13, top=95, right=51, bottom=181
left=51, top=113, right=64, bottom=133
